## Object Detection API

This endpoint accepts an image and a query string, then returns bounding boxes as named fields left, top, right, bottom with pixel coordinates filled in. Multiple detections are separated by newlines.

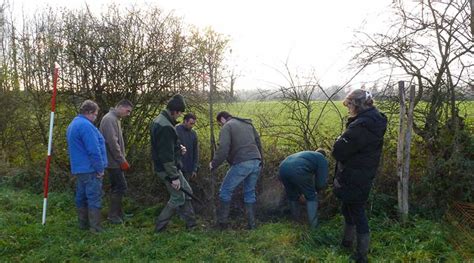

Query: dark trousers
left=107, top=168, right=127, bottom=195
left=341, top=202, right=369, bottom=234
left=279, top=173, right=316, bottom=201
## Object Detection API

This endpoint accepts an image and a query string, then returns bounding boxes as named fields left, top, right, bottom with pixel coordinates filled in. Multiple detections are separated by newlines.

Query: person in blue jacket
left=279, top=149, right=328, bottom=228
left=66, top=100, right=108, bottom=233
left=332, top=89, right=387, bottom=263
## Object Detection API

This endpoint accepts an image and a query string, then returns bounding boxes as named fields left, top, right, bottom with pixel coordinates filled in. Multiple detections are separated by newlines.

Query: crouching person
left=66, top=100, right=107, bottom=233
left=150, top=94, right=197, bottom=232
left=278, top=149, right=328, bottom=228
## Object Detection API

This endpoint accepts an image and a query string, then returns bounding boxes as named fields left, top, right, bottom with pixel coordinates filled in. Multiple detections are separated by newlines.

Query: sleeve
left=157, top=126, right=180, bottom=180
left=193, top=131, right=199, bottom=172
left=211, top=125, right=231, bottom=169
left=100, top=117, right=126, bottom=164
left=82, top=125, right=106, bottom=173
left=332, top=125, right=367, bottom=162
left=314, top=157, right=328, bottom=191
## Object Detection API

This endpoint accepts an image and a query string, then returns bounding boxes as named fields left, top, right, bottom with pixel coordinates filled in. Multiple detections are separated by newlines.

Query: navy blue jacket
left=332, top=107, right=387, bottom=203
left=176, top=124, right=199, bottom=173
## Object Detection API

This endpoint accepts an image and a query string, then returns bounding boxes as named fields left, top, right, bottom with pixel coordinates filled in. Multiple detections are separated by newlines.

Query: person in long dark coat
left=332, top=89, right=387, bottom=263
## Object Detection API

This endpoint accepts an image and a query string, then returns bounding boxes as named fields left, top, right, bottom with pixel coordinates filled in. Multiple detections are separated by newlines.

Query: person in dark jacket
left=100, top=99, right=133, bottom=224
left=279, top=149, right=328, bottom=228
left=210, top=111, right=263, bottom=230
left=332, top=89, right=387, bottom=263
left=176, top=113, right=199, bottom=180
left=150, top=94, right=197, bottom=232
left=66, top=100, right=107, bottom=233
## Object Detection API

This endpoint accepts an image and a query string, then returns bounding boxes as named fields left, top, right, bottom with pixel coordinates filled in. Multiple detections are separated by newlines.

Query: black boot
left=216, top=201, right=231, bottom=230
left=177, top=200, right=197, bottom=230
left=351, top=233, right=370, bottom=263
left=245, top=203, right=257, bottom=230
left=341, top=224, right=356, bottom=250
left=289, top=201, right=300, bottom=221
left=77, top=207, right=89, bottom=230
left=88, top=208, right=104, bottom=233
left=306, top=201, right=318, bottom=228
left=108, top=193, right=124, bottom=224
left=155, top=204, right=175, bottom=233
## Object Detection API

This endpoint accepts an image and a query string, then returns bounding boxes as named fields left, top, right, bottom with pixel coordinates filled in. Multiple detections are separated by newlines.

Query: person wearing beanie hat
left=150, top=94, right=197, bottom=232
left=166, top=94, right=186, bottom=112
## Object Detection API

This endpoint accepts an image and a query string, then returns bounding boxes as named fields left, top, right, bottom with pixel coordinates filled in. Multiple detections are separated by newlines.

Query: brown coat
left=100, top=108, right=126, bottom=168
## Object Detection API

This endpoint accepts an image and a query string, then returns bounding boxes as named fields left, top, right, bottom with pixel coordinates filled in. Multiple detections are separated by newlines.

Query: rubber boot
left=352, top=233, right=370, bottom=263
left=245, top=203, right=257, bottom=230
left=306, top=201, right=318, bottom=228
left=155, top=204, right=175, bottom=233
left=88, top=208, right=104, bottom=233
left=289, top=201, right=300, bottom=221
left=177, top=200, right=197, bottom=230
left=107, top=193, right=124, bottom=224
left=216, top=201, right=231, bottom=230
left=341, top=224, right=356, bottom=250
left=77, top=207, right=89, bottom=230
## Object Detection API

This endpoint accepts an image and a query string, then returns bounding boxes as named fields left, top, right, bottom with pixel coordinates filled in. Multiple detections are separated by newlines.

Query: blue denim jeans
left=219, top=159, right=261, bottom=204
left=75, top=172, right=103, bottom=209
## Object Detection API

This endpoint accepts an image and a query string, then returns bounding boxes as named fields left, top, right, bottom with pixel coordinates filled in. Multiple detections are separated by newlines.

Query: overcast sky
left=10, top=0, right=395, bottom=90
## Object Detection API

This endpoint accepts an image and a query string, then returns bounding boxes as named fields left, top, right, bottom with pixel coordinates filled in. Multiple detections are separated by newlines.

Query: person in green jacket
left=150, top=94, right=197, bottom=232
left=278, top=149, right=328, bottom=228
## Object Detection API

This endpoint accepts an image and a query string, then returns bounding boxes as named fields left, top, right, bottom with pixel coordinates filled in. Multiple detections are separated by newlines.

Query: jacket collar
left=161, top=109, right=177, bottom=125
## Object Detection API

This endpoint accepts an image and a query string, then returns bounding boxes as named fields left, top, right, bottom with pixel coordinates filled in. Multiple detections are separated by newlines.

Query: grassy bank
left=0, top=186, right=466, bottom=262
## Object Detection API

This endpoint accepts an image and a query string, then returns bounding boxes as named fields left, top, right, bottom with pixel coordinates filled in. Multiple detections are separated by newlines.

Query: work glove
left=120, top=161, right=130, bottom=171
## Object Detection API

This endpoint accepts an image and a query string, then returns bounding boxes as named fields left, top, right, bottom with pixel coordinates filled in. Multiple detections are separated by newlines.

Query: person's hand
left=334, top=178, right=341, bottom=188
left=180, top=145, right=187, bottom=155
left=96, top=172, right=104, bottom=179
left=120, top=161, right=130, bottom=171
left=171, top=178, right=181, bottom=190
left=209, top=162, right=213, bottom=170
left=191, top=171, right=197, bottom=179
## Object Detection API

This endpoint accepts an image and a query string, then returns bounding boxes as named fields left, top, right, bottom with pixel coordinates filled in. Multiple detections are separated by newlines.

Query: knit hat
left=166, top=94, right=186, bottom=112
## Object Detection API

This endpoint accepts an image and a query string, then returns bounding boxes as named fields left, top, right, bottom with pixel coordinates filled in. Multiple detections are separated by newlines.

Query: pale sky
left=9, top=0, right=395, bottom=90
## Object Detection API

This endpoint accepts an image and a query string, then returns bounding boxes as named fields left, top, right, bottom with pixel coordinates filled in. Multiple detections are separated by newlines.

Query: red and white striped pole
left=42, top=63, right=59, bottom=225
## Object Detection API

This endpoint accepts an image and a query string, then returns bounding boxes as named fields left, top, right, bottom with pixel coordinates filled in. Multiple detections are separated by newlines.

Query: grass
left=0, top=185, right=467, bottom=262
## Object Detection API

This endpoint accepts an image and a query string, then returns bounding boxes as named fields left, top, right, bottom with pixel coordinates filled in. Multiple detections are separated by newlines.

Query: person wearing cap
left=278, top=149, right=328, bottom=228
left=66, top=99, right=107, bottom=233
left=332, top=89, right=387, bottom=263
left=210, top=111, right=263, bottom=230
left=150, top=94, right=197, bottom=232
left=99, top=99, right=133, bottom=224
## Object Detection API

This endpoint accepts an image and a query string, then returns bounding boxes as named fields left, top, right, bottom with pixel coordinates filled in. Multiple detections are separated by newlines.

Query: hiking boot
left=289, top=201, right=300, bottom=221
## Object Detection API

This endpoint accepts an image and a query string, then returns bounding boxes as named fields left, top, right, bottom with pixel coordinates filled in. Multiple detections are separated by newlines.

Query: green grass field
left=0, top=186, right=468, bottom=262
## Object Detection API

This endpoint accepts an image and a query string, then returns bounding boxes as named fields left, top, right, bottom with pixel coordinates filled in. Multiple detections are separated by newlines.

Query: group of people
left=66, top=89, right=387, bottom=263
